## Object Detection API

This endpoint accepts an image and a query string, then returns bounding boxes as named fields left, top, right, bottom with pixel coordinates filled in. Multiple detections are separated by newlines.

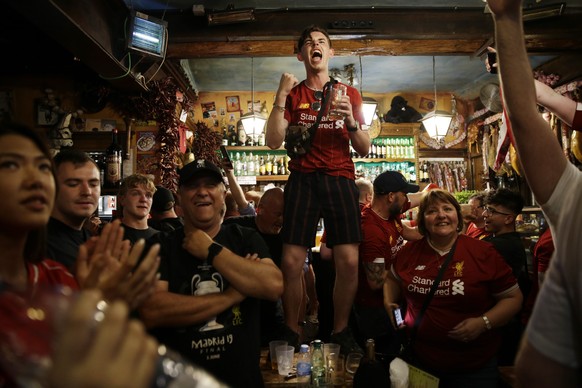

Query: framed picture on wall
left=36, top=99, right=60, bottom=126
left=226, top=96, right=240, bottom=112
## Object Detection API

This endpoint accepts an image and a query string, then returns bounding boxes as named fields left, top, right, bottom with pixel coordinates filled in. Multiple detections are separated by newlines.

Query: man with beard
left=355, top=171, right=421, bottom=353
left=47, top=149, right=102, bottom=271
left=265, top=24, right=370, bottom=354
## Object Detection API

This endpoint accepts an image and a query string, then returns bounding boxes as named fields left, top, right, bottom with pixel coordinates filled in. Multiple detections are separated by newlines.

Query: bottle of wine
left=353, top=339, right=389, bottom=387
left=105, top=129, right=123, bottom=188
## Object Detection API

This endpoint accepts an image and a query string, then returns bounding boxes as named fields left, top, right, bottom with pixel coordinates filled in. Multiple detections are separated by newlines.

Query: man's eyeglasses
left=483, top=206, right=512, bottom=216
left=312, top=90, right=323, bottom=111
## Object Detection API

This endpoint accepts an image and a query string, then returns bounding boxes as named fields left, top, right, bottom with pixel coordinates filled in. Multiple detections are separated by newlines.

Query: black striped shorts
left=282, top=171, right=362, bottom=247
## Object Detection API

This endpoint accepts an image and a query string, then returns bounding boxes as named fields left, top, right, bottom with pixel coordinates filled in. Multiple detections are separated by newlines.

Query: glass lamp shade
left=420, top=110, right=453, bottom=140
left=240, top=112, right=266, bottom=136
left=362, top=97, right=378, bottom=126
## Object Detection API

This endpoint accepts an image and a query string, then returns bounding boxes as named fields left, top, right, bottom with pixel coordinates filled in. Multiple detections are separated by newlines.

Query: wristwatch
left=347, top=120, right=360, bottom=132
left=206, top=242, right=224, bottom=266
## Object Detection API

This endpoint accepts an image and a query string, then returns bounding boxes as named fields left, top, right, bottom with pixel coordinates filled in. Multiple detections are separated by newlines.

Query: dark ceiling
left=3, top=0, right=582, bottom=100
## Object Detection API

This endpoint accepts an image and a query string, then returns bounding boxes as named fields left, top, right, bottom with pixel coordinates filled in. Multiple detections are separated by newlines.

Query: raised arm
left=266, top=73, right=298, bottom=149
left=489, top=0, right=567, bottom=204
left=223, top=165, right=254, bottom=215
left=534, top=80, right=577, bottom=126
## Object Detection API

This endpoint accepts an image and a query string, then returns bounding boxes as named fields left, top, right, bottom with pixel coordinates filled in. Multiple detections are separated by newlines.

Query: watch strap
left=347, top=121, right=360, bottom=132
left=206, top=242, right=224, bottom=266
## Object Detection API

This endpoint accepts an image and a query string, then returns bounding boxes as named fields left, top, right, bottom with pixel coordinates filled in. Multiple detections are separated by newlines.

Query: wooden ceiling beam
left=162, top=8, right=582, bottom=58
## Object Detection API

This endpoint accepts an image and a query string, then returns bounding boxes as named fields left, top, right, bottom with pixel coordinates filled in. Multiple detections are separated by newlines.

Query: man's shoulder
left=222, top=215, right=257, bottom=229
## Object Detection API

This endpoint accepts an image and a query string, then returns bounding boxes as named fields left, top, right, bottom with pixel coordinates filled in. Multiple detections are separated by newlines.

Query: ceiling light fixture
left=207, top=6, right=255, bottom=26
left=358, top=56, right=378, bottom=127
left=240, top=57, right=266, bottom=138
left=420, top=56, right=453, bottom=141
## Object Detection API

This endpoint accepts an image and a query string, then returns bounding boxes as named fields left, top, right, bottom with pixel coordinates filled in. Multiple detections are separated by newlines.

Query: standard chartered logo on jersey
left=408, top=277, right=465, bottom=296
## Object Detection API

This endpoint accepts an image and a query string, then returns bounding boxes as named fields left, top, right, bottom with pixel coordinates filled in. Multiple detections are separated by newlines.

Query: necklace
left=371, top=208, right=389, bottom=220
left=304, top=82, right=323, bottom=92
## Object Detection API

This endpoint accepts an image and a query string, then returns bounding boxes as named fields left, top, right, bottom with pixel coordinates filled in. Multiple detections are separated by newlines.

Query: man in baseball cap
left=178, top=159, right=224, bottom=186
left=354, top=170, right=421, bottom=353
left=141, top=159, right=282, bottom=387
left=149, top=186, right=184, bottom=232
left=373, top=170, right=419, bottom=195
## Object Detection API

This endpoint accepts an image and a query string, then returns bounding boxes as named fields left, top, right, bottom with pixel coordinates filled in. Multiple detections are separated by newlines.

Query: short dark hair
left=485, top=188, right=524, bottom=215
left=0, top=122, right=53, bottom=263
left=416, top=189, right=464, bottom=236
left=53, top=148, right=98, bottom=170
left=297, top=25, right=332, bottom=50
left=468, top=191, right=487, bottom=206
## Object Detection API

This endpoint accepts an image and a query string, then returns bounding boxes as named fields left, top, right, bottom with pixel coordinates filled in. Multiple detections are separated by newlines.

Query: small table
left=260, top=348, right=354, bottom=387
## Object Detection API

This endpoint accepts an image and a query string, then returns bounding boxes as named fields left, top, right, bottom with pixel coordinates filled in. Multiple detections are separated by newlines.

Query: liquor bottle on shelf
left=246, top=152, right=255, bottom=176
left=265, top=154, right=273, bottom=176
left=279, top=157, right=286, bottom=175
left=105, top=128, right=123, bottom=189
left=259, top=156, right=266, bottom=176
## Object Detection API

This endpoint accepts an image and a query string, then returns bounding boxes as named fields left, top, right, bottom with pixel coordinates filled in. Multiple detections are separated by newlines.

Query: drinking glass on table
left=346, top=352, right=363, bottom=377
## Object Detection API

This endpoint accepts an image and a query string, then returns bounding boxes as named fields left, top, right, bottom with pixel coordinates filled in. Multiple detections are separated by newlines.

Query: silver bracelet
left=482, top=315, right=492, bottom=330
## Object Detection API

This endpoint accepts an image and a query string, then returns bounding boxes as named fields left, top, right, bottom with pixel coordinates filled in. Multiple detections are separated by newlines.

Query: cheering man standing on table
left=265, top=25, right=370, bottom=354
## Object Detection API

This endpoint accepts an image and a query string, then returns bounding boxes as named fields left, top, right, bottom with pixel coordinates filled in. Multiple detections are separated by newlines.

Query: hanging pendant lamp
left=359, top=56, right=378, bottom=126
left=241, top=57, right=266, bottom=137
left=420, top=56, right=453, bottom=140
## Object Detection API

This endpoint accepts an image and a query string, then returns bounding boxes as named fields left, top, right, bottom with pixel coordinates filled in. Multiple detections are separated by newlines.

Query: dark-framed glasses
left=483, top=206, right=512, bottom=216
left=312, top=90, right=323, bottom=111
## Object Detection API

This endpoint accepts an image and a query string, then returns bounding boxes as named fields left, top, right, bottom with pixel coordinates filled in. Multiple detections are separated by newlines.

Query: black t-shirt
left=46, top=217, right=91, bottom=271
left=222, top=215, right=285, bottom=345
left=148, top=217, right=184, bottom=232
left=122, top=224, right=159, bottom=246
left=484, top=232, right=527, bottom=277
left=222, top=215, right=283, bottom=267
left=484, top=231, right=531, bottom=300
left=148, top=224, right=270, bottom=388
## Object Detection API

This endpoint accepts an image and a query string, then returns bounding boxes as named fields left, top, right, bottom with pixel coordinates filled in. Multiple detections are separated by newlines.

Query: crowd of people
left=2, top=7, right=582, bottom=386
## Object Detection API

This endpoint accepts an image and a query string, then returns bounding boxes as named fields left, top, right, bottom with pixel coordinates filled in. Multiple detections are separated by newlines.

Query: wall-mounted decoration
left=36, top=99, right=60, bottom=126
left=419, top=97, right=435, bottom=111
left=136, top=131, right=157, bottom=153
left=201, top=102, right=217, bottom=119
left=226, top=96, right=240, bottom=112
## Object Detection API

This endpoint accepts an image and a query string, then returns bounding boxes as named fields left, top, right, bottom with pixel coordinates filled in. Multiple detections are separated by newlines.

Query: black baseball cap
left=151, top=186, right=174, bottom=212
left=374, top=171, right=419, bottom=195
left=178, top=160, right=223, bottom=186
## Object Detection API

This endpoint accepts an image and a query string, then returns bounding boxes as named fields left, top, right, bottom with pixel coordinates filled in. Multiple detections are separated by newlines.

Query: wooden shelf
left=354, top=158, right=415, bottom=163
left=257, top=175, right=288, bottom=181
left=226, top=146, right=285, bottom=151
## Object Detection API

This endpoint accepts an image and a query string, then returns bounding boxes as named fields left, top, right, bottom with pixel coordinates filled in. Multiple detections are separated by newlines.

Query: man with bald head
left=223, top=187, right=285, bottom=345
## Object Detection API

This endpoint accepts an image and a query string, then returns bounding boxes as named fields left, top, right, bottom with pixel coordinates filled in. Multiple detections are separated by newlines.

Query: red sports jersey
left=0, top=259, right=78, bottom=385
left=392, top=235, right=517, bottom=372
left=284, top=81, right=365, bottom=179
left=465, top=222, right=491, bottom=240
left=357, top=206, right=406, bottom=308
